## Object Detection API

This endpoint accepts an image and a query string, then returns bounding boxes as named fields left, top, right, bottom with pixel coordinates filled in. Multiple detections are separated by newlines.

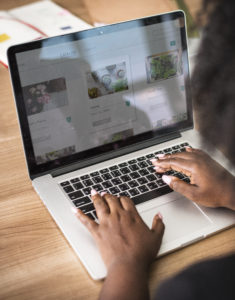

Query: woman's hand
left=75, top=191, right=164, bottom=274
left=152, top=147, right=235, bottom=210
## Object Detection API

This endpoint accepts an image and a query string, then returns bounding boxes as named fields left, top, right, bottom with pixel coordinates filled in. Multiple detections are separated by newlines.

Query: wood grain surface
left=0, top=1, right=234, bottom=299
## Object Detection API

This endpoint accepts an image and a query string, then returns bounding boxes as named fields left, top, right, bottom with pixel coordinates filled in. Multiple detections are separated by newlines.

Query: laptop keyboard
left=60, top=142, right=191, bottom=220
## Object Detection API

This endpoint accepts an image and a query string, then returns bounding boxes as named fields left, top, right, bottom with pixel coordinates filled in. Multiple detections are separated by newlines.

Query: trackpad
left=141, top=197, right=212, bottom=244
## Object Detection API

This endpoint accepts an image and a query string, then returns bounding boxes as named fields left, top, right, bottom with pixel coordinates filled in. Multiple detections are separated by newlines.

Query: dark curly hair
left=191, top=0, right=235, bottom=164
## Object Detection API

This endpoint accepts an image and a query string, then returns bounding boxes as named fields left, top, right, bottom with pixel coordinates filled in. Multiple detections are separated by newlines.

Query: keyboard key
left=172, top=145, right=180, bottom=150
left=173, top=150, right=180, bottom=153
left=73, top=182, right=84, bottom=190
left=63, top=185, right=74, bottom=193
left=128, top=159, right=137, bottom=164
left=180, top=142, right=189, bottom=147
left=81, top=174, right=89, bottom=180
left=128, top=180, right=139, bottom=188
left=60, top=181, right=70, bottom=187
left=109, top=186, right=120, bottom=194
left=120, top=167, right=131, bottom=174
left=118, top=162, right=128, bottom=168
left=111, top=178, right=122, bottom=185
left=138, top=161, right=148, bottom=168
left=155, top=173, right=162, bottom=179
left=147, top=182, right=159, bottom=190
left=164, top=148, right=172, bottom=153
left=109, top=165, right=118, bottom=171
left=70, top=178, right=80, bottom=183
left=93, top=210, right=98, bottom=219
left=147, top=160, right=153, bottom=166
left=83, top=179, right=93, bottom=187
left=148, top=166, right=155, bottom=173
left=157, top=179, right=166, bottom=187
left=119, top=183, right=129, bottom=191
left=183, top=177, right=191, bottom=183
left=132, top=186, right=172, bottom=205
left=92, top=184, right=103, bottom=191
left=119, top=191, right=130, bottom=197
left=129, top=188, right=140, bottom=197
left=80, top=203, right=95, bottom=213
left=121, top=175, right=131, bottom=182
left=102, top=181, right=113, bottom=189
left=100, top=168, right=109, bottom=174
left=165, top=170, right=175, bottom=176
left=155, top=150, right=164, bottom=155
left=83, top=187, right=91, bottom=195
left=139, top=169, right=149, bottom=176
left=73, top=196, right=91, bottom=207
left=86, top=212, right=95, bottom=220
left=146, top=153, right=154, bottom=159
left=129, top=164, right=140, bottom=171
left=146, top=174, right=156, bottom=182
left=93, top=176, right=103, bottom=183
left=130, top=172, right=140, bottom=179
left=138, top=185, right=149, bottom=193
left=90, top=171, right=99, bottom=177
left=102, top=173, right=112, bottom=180
left=174, top=172, right=184, bottom=179
left=137, top=177, right=148, bottom=185
left=180, top=148, right=186, bottom=152
left=137, top=156, right=146, bottom=161
left=111, top=170, right=122, bottom=177
left=68, top=190, right=84, bottom=200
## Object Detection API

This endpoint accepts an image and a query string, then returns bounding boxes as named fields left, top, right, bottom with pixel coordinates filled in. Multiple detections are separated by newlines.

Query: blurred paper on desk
left=0, top=0, right=92, bottom=68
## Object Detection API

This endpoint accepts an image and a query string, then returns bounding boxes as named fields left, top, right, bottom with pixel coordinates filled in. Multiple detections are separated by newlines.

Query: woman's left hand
left=74, top=191, right=164, bottom=274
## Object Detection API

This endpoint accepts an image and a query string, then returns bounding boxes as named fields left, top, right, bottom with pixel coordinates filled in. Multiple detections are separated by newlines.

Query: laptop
left=7, top=10, right=235, bottom=280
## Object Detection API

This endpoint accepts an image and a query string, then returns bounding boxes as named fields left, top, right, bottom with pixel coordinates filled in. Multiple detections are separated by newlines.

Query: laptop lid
left=8, top=10, right=193, bottom=180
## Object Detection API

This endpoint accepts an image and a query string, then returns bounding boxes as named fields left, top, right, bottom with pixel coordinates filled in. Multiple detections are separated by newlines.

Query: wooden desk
left=0, top=1, right=234, bottom=299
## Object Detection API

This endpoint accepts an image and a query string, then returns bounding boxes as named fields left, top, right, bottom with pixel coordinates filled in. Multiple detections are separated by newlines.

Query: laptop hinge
left=46, top=131, right=181, bottom=178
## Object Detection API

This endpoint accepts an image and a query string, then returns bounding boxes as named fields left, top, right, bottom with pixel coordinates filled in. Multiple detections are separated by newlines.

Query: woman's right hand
left=152, top=148, right=235, bottom=210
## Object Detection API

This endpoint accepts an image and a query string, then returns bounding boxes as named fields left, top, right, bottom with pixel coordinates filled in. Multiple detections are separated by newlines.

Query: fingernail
left=162, top=175, right=171, bottom=185
left=71, top=207, right=78, bottom=214
left=158, top=212, right=163, bottom=220
left=156, top=154, right=165, bottom=159
left=154, top=166, right=162, bottom=171
left=91, top=189, right=98, bottom=196
left=101, top=191, right=107, bottom=197
left=150, top=158, right=157, bottom=163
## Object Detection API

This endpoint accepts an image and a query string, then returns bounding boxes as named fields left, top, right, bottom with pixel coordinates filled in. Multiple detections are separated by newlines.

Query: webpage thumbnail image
left=146, top=50, right=183, bottom=83
left=87, top=62, right=129, bottom=99
left=22, top=77, right=68, bottom=116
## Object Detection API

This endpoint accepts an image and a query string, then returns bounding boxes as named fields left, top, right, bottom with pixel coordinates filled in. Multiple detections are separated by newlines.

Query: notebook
left=7, top=10, right=235, bottom=280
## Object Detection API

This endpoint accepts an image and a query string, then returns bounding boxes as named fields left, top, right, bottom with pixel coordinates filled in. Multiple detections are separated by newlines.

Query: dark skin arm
left=73, top=192, right=164, bottom=300
left=152, top=147, right=235, bottom=210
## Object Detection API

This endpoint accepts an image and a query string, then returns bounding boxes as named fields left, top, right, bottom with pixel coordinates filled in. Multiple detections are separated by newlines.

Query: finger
left=119, top=196, right=137, bottom=212
left=153, top=157, right=195, bottom=174
left=102, top=193, right=122, bottom=212
left=162, top=175, right=198, bottom=201
left=151, top=213, right=165, bottom=239
left=91, top=190, right=110, bottom=219
left=73, top=208, right=98, bottom=235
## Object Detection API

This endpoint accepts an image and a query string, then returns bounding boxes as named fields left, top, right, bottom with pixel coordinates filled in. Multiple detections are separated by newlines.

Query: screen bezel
left=8, top=10, right=193, bottom=179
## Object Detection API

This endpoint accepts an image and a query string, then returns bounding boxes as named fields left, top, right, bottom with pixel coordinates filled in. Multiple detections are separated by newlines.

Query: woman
left=73, top=0, right=235, bottom=299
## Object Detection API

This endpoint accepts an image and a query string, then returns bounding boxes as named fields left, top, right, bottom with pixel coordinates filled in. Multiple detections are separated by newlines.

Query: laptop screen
left=8, top=11, right=193, bottom=178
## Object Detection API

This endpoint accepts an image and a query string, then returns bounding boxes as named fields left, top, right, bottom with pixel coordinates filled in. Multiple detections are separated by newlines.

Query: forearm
left=99, top=262, right=150, bottom=300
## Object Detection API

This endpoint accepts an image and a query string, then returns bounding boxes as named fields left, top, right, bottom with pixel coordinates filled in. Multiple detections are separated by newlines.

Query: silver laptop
left=8, top=11, right=235, bottom=280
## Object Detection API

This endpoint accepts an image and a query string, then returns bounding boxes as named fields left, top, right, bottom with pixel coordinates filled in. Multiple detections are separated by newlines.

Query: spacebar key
left=132, top=186, right=173, bottom=205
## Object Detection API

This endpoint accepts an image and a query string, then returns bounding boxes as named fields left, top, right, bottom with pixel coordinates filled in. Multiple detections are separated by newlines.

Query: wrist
left=223, top=176, right=235, bottom=210
left=107, top=258, right=150, bottom=277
